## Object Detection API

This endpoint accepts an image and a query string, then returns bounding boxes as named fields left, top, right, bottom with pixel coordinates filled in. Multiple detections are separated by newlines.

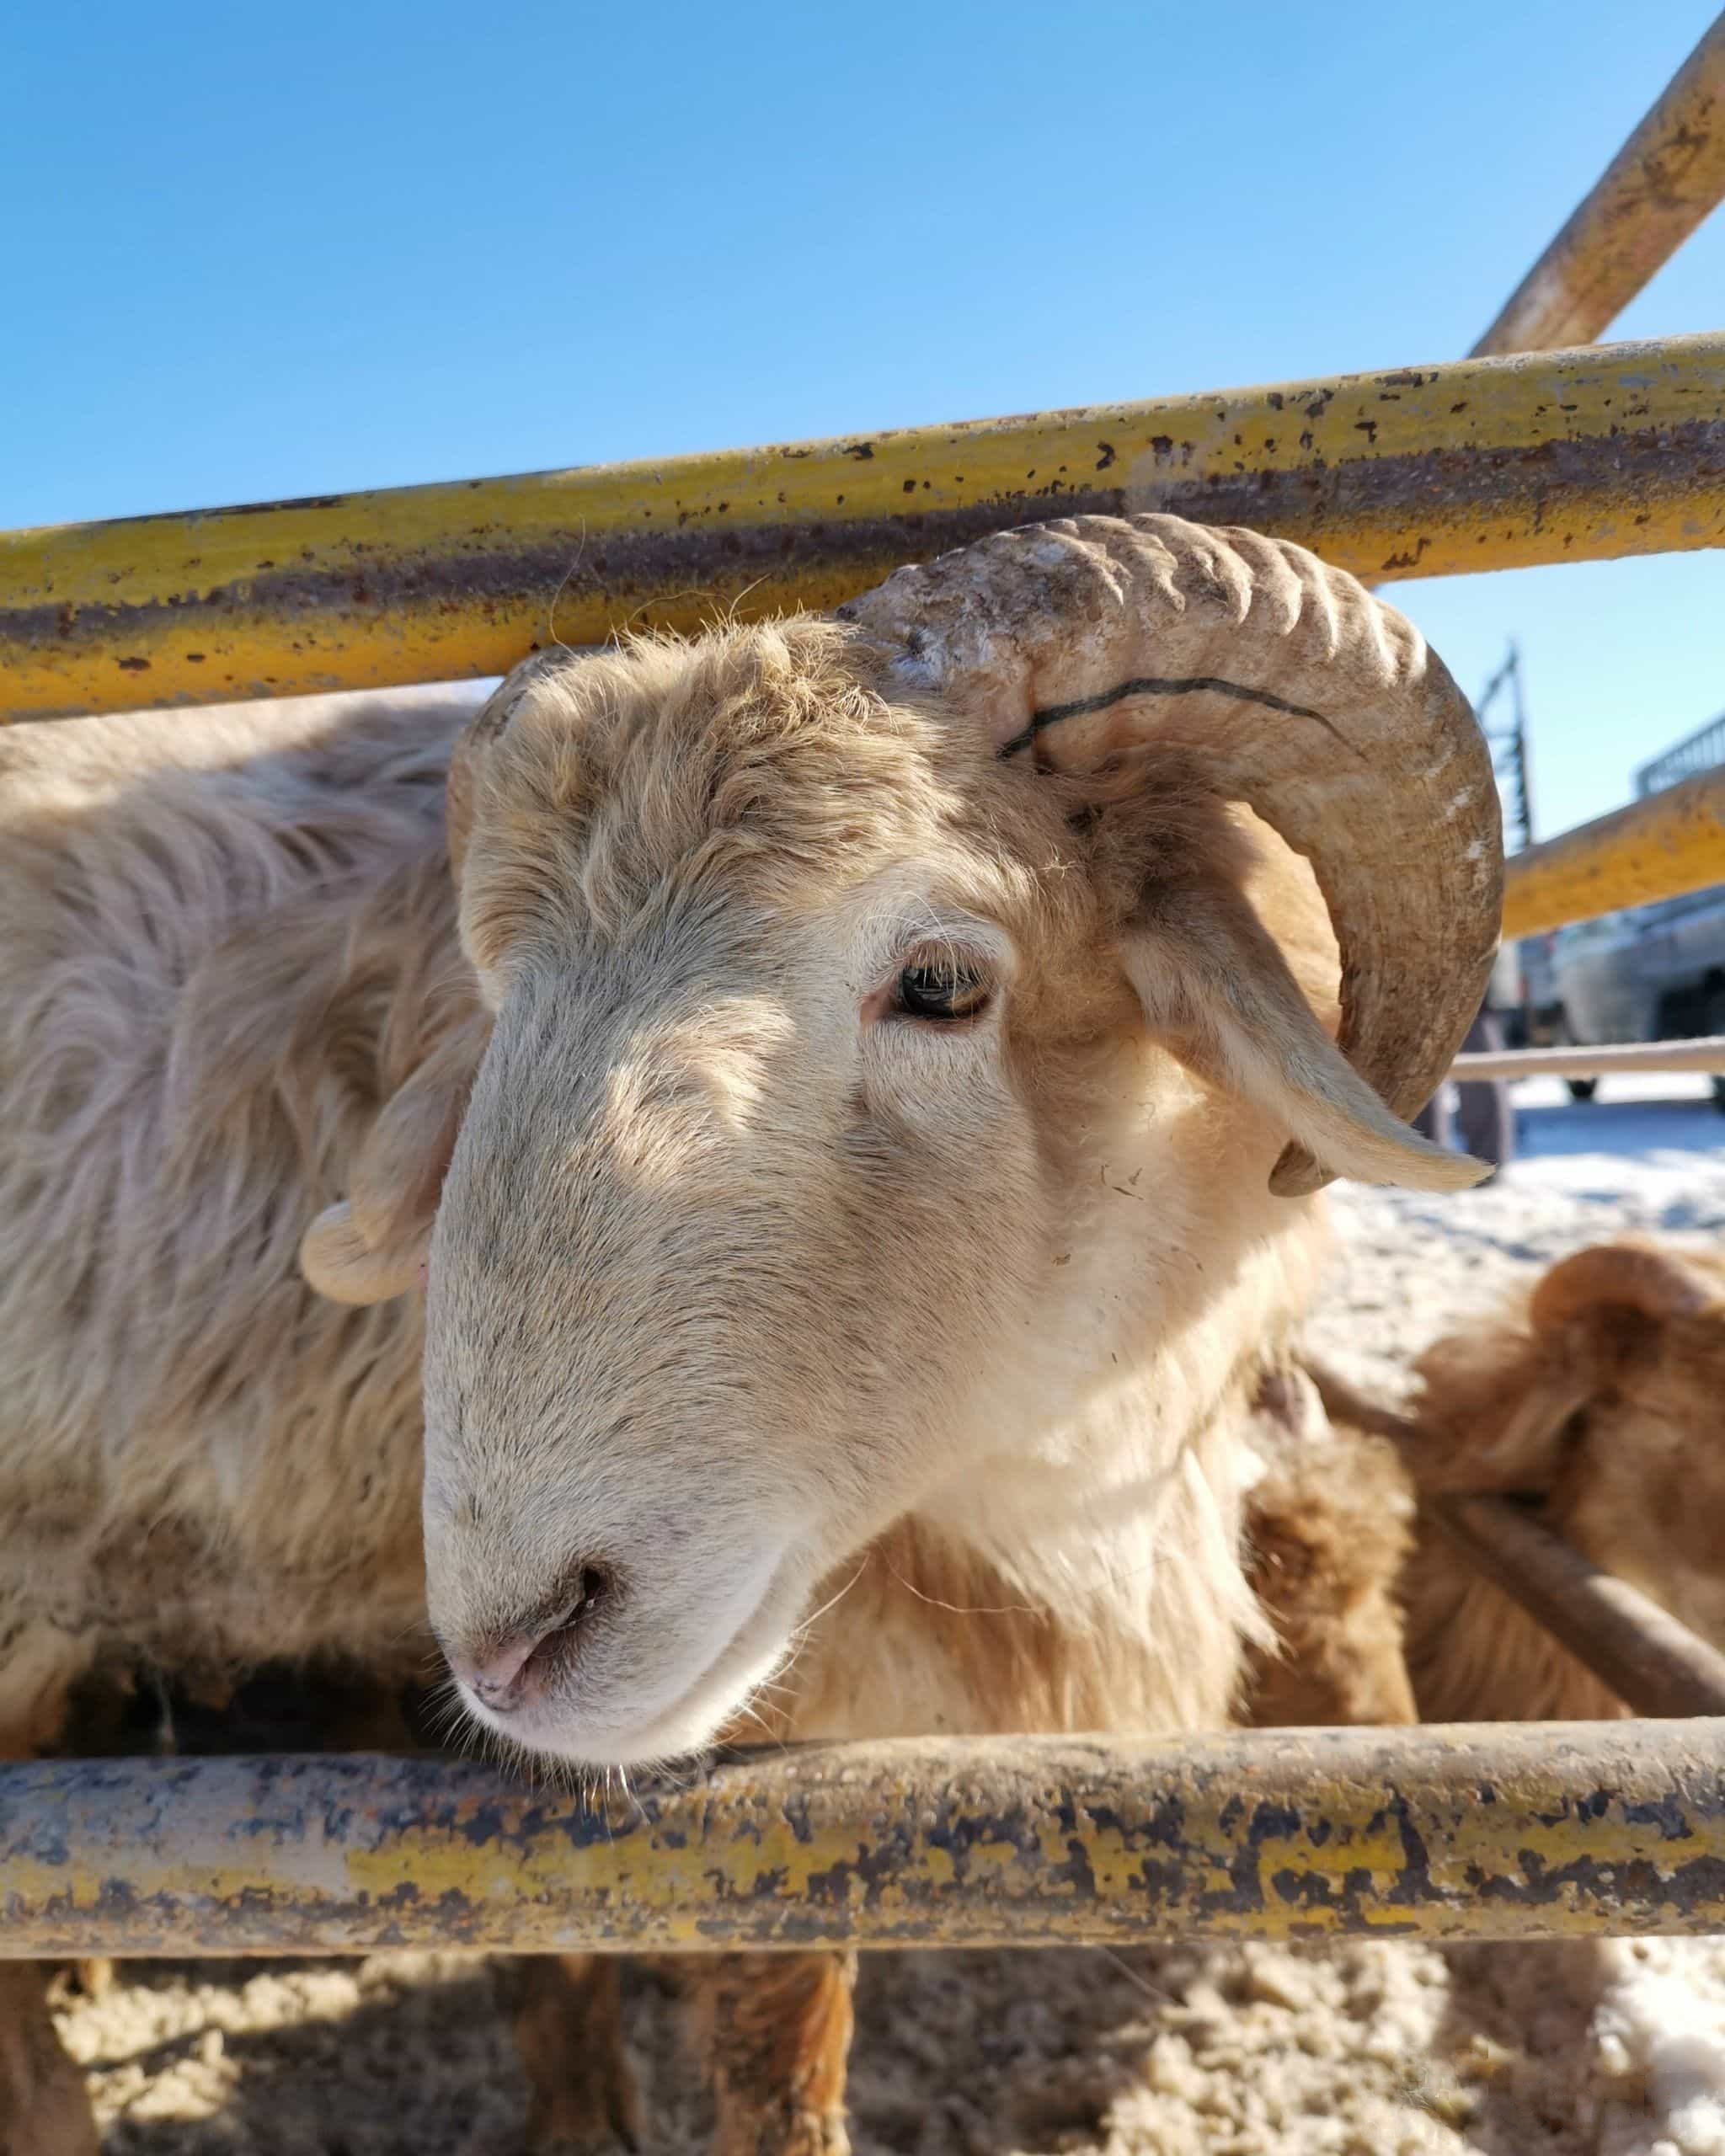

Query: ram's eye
left=895, top=958, right=991, bottom=1021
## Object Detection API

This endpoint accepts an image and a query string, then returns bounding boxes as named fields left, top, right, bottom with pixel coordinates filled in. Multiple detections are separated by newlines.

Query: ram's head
left=302, top=514, right=1501, bottom=1765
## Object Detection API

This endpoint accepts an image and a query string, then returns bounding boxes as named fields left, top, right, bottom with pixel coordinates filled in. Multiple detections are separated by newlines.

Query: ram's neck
left=777, top=1067, right=1333, bottom=1746
left=777, top=1400, right=1274, bottom=1744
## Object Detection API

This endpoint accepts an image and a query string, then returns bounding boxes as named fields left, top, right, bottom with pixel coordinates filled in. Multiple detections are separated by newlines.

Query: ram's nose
left=444, top=1564, right=615, bottom=1715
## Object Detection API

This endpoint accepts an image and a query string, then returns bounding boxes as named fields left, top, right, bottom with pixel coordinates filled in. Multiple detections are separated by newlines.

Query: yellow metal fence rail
left=3, top=1725, right=1722, bottom=1959
left=1503, top=766, right=1725, bottom=937
left=3, top=332, right=1724, bottom=724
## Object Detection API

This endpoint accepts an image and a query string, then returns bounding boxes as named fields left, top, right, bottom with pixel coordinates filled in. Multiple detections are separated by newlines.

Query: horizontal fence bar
left=1450, top=1036, right=1725, bottom=1080
left=1434, top=1498, right=1725, bottom=1719
left=2, top=1725, right=1722, bottom=1958
left=1472, top=11, right=1725, bottom=356
left=1503, top=766, right=1725, bottom=939
left=5, top=334, right=1725, bottom=723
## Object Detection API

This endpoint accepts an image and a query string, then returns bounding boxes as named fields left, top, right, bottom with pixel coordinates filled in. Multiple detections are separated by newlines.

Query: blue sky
left=7, top=0, right=1722, bottom=836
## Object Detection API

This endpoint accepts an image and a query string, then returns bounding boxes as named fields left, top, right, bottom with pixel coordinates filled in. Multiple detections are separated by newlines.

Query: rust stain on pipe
left=1, top=1726, right=1721, bottom=1958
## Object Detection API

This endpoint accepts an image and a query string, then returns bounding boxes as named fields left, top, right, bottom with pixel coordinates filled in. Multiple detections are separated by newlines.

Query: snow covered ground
left=1307, top=1071, right=1725, bottom=1400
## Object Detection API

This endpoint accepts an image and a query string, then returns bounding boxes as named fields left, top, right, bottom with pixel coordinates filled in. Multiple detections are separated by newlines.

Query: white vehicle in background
left=1546, top=888, right=1725, bottom=1109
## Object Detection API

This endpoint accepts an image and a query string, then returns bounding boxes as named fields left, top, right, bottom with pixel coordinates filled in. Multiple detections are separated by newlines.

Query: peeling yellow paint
left=3, top=1724, right=1720, bottom=1959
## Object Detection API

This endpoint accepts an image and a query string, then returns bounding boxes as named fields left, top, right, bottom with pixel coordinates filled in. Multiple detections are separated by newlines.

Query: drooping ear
left=300, top=1017, right=490, bottom=1305
left=1119, top=873, right=1487, bottom=1193
left=1530, top=1241, right=1718, bottom=1333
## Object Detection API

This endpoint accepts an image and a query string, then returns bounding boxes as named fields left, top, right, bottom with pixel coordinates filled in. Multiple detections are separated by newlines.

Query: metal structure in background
left=2, top=1726, right=1722, bottom=1960
left=1638, top=708, right=1725, bottom=797
left=1478, top=644, right=1535, bottom=853
left=2, top=15, right=1725, bottom=1961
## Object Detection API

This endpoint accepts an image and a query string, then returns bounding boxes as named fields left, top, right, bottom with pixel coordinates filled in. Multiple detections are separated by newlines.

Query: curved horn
left=838, top=514, right=1502, bottom=1194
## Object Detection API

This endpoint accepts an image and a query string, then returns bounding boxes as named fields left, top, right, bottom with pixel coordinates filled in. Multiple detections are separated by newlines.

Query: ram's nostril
left=454, top=1561, right=617, bottom=1713
left=573, top=1562, right=612, bottom=1619
left=523, top=1564, right=614, bottom=1673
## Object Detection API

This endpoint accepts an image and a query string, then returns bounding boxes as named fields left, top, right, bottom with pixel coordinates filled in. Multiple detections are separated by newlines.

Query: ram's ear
left=300, top=1017, right=489, bottom=1306
left=300, top=1201, right=421, bottom=1306
left=1530, top=1241, right=1717, bottom=1333
left=1119, top=875, right=1487, bottom=1194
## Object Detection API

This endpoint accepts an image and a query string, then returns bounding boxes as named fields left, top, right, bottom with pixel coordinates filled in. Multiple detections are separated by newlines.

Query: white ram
left=0, top=515, right=1498, bottom=2153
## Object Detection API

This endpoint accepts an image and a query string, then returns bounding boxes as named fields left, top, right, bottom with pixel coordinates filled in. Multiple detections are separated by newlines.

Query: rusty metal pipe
left=1473, top=13, right=1725, bottom=356
left=1502, top=766, right=1725, bottom=940
left=4, top=332, right=1725, bottom=723
left=1435, top=1499, right=1725, bottom=1720
left=1, top=1725, right=1722, bottom=1958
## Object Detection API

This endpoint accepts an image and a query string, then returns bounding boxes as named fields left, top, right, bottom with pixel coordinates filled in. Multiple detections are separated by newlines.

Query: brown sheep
left=1397, top=1236, right=1725, bottom=1723
left=0, top=513, right=1498, bottom=2152
left=1297, top=1238, right=1725, bottom=2155
left=1298, top=1236, right=1725, bottom=1726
